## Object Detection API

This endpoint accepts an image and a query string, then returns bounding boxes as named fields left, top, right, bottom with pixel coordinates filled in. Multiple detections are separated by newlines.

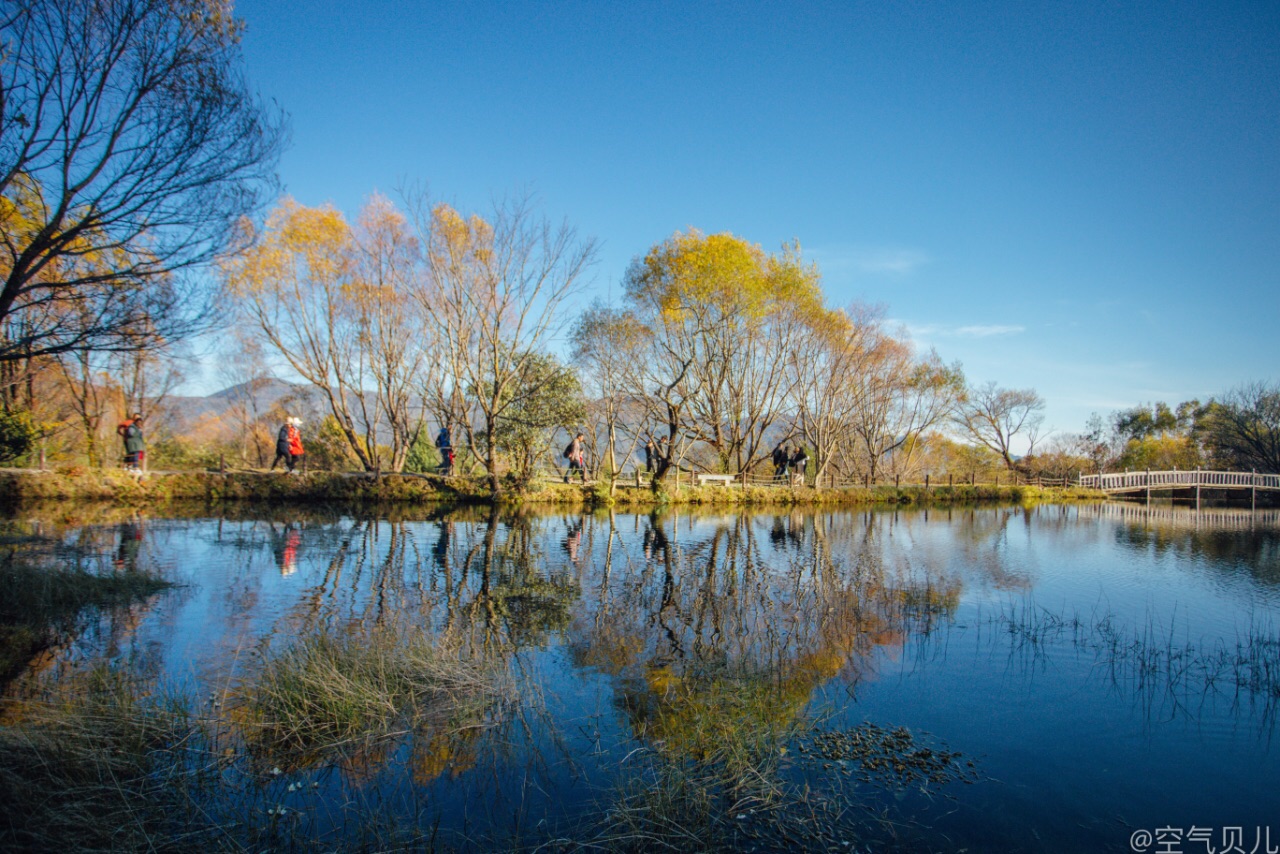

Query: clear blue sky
left=221, top=0, right=1280, bottom=439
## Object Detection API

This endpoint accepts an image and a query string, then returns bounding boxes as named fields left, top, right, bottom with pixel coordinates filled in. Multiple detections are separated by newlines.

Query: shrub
left=0, top=408, right=38, bottom=465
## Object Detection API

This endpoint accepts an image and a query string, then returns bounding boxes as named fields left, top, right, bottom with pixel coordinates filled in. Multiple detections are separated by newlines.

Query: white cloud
left=900, top=323, right=1026, bottom=341
left=809, top=245, right=929, bottom=277
left=900, top=322, right=942, bottom=339
left=954, top=324, right=1026, bottom=338
left=850, top=248, right=929, bottom=275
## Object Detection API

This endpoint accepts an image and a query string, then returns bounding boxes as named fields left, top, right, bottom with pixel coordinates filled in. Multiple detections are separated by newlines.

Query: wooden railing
left=551, top=468, right=1080, bottom=490
left=1078, top=470, right=1280, bottom=492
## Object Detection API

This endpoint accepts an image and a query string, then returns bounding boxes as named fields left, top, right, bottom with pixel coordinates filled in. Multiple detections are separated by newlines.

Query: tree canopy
left=0, top=0, right=285, bottom=362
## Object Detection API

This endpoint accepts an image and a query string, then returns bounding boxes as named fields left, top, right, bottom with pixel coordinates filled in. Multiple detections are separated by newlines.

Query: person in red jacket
left=286, top=417, right=305, bottom=474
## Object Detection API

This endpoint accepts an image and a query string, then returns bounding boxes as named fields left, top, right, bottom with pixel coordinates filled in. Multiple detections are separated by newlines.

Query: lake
left=2, top=501, right=1278, bottom=852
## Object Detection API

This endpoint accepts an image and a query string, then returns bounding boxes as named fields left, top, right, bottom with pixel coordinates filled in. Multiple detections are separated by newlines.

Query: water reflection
left=0, top=503, right=1277, bottom=851
left=1080, top=504, right=1280, bottom=583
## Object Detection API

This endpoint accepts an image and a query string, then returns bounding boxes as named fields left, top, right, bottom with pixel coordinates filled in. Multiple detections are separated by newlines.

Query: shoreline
left=0, top=468, right=1104, bottom=510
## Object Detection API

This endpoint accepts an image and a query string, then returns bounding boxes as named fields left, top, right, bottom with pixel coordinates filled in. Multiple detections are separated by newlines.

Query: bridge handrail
left=1079, top=470, right=1280, bottom=490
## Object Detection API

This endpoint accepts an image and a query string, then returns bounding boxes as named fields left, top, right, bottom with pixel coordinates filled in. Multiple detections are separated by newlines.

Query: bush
left=405, top=425, right=442, bottom=474
left=0, top=409, right=38, bottom=465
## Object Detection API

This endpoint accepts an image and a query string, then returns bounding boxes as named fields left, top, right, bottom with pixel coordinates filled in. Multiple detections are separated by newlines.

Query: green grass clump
left=244, top=627, right=509, bottom=760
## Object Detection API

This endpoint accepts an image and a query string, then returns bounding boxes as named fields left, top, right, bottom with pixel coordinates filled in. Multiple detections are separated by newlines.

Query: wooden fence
left=544, top=467, right=1076, bottom=490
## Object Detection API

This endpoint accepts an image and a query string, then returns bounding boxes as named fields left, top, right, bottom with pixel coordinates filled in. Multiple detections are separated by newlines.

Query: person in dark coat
left=789, top=446, right=809, bottom=484
left=771, top=443, right=788, bottom=481
left=644, top=438, right=656, bottom=474
left=435, top=426, right=453, bottom=475
left=564, top=433, right=587, bottom=483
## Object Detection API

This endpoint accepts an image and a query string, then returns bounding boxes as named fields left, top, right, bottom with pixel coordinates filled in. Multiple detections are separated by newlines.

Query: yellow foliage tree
left=624, top=230, right=823, bottom=478
left=225, top=196, right=427, bottom=472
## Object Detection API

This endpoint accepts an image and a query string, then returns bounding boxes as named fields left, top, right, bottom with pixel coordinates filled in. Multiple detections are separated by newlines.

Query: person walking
left=287, top=417, right=305, bottom=473
left=564, top=432, right=587, bottom=483
left=435, top=425, right=453, bottom=475
left=789, top=445, right=809, bottom=486
left=771, top=443, right=788, bottom=482
left=272, top=417, right=304, bottom=473
left=271, top=419, right=293, bottom=472
left=117, top=412, right=145, bottom=473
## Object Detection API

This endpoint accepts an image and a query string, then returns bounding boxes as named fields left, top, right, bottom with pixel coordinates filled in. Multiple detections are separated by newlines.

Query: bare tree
left=847, top=343, right=963, bottom=481
left=953, top=381, right=1046, bottom=469
left=53, top=347, right=114, bottom=467
left=571, top=302, right=653, bottom=494
left=216, top=332, right=275, bottom=466
left=791, top=304, right=879, bottom=482
left=0, top=0, right=285, bottom=362
left=352, top=195, right=428, bottom=471
left=412, top=194, right=597, bottom=494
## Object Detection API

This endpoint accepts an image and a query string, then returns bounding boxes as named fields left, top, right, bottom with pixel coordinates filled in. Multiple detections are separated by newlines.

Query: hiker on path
left=771, top=443, right=788, bottom=482
left=789, top=445, right=809, bottom=484
left=564, top=432, right=587, bottom=483
left=272, top=417, right=304, bottom=473
left=287, top=418, right=305, bottom=471
left=117, top=412, right=145, bottom=472
left=435, top=426, right=453, bottom=475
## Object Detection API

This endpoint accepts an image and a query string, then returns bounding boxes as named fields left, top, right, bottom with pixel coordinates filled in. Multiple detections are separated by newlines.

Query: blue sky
left=219, top=0, right=1280, bottom=438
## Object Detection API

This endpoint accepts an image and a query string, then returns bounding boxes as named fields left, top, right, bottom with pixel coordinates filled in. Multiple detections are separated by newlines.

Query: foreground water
left=4, top=502, right=1279, bottom=852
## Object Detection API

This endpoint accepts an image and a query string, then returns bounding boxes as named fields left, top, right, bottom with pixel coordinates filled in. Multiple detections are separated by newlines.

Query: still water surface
left=5, top=502, right=1279, bottom=852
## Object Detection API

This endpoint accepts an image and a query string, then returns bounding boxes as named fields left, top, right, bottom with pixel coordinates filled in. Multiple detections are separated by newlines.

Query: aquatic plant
left=985, top=602, right=1280, bottom=716
left=240, top=626, right=513, bottom=763
left=0, top=666, right=209, bottom=851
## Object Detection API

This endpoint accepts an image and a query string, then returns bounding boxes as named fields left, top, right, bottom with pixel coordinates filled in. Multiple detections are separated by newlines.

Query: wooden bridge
left=1078, top=469, right=1280, bottom=508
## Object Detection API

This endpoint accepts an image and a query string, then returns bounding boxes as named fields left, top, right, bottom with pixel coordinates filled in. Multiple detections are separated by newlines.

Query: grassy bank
left=0, top=468, right=1104, bottom=509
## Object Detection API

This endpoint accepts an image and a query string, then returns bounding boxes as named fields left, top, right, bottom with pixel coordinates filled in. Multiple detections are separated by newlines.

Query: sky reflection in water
left=4, top=503, right=1278, bottom=852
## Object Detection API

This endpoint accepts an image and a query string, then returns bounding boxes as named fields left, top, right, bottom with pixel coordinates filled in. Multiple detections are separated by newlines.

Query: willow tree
left=412, top=195, right=596, bottom=494
left=0, top=0, right=284, bottom=363
left=623, top=230, right=822, bottom=479
left=224, top=196, right=427, bottom=472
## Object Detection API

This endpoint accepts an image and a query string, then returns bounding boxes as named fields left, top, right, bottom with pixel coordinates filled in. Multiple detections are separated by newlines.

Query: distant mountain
left=161, top=379, right=319, bottom=432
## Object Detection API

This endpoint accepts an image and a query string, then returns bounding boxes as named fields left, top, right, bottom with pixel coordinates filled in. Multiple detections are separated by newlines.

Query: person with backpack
left=435, top=426, right=453, bottom=475
left=117, top=412, right=145, bottom=472
left=563, top=432, right=587, bottom=483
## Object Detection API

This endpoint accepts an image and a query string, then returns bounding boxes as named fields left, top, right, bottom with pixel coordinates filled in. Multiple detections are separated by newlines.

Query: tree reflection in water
left=0, top=506, right=973, bottom=850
